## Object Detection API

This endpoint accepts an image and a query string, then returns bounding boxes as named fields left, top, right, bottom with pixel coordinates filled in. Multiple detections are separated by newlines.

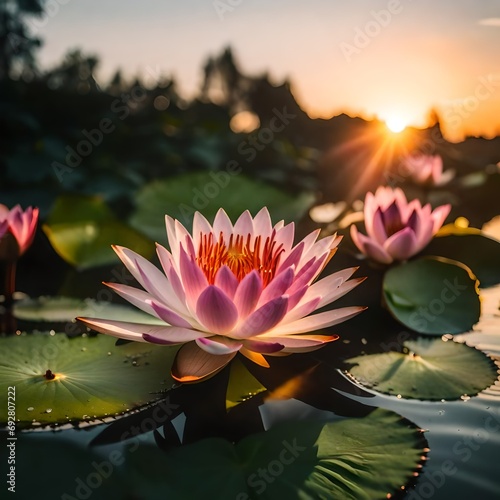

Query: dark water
left=3, top=272, right=500, bottom=499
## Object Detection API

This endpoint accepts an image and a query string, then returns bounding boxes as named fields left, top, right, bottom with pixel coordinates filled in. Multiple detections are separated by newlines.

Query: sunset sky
left=34, top=0, right=500, bottom=141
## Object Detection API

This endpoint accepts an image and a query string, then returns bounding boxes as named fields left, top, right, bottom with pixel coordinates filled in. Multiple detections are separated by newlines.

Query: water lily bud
left=0, top=204, right=39, bottom=260
left=350, top=187, right=450, bottom=264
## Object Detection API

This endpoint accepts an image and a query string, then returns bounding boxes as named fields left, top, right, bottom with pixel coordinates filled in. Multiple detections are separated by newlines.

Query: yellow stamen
left=196, top=231, right=284, bottom=286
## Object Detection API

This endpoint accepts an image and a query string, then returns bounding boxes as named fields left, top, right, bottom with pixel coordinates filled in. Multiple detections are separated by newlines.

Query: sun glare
left=385, top=116, right=407, bottom=133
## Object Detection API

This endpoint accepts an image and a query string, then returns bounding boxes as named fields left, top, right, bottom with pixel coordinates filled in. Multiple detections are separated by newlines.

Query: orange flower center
left=196, top=232, right=284, bottom=286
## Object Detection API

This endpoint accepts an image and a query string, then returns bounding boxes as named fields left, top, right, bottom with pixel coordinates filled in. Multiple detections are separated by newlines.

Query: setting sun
left=385, top=116, right=408, bottom=133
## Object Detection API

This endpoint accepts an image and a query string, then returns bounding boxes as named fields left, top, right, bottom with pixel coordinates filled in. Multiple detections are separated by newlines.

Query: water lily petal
left=415, top=219, right=435, bottom=250
left=277, top=241, right=304, bottom=273
left=316, top=277, right=366, bottom=309
left=239, top=348, right=270, bottom=367
left=233, top=270, right=263, bottom=319
left=286, top=285, right=308, bottom=311
left=302, top=233, right=338, bottom=263
left=305, top=266, right=358, bottom=302
left=0, top=204, right=9, bottom=219
left=362, top=238, right=393, bottom=263
left=156, top=243, right=174, bottom=275
left=242, top=339, right=284, bottom=353
left=0, top=220, right=8, bottom=239
left=363, top=191, right=377, bottom=234
left=179, top=247, right=209, bottom=309
left=258, top=267, right=294, bottom=306
left=148, top=300, right=194, bottom=328
left=384, top=227, right=418, bottom=261
left=282, top=297, right=321, bottom=324
left=112, top=245, right=171, bottom=303
left=438, top=168, right=455, bottom=186
left=137, top=262, right=188, bottom=315
left=212, top=208, right=233, bottom=241
left=7, top=205, right=39, bottom=254
left=350, top=224, right=366, bottom=253
left=77, top=317, right=207, bottom=343
left=287, top=257, right=324, bottom=294
left=275, top=222, right=295, bottom=254
left=431, top=204, right=451, bottom=233
left=351, top=227, right=393, bottom=264
left=369, top=207, right=388, bottom=244
left=172, top=343, right=236, bottom=383
left=233, top=210, right=254, bottom=237
left=235, top=295, right=289, bottom=338
left=165, top=215, right=179, bottom=259
left=181, top=230, right=197, bottom=258
left=104, top=282, right=157, bottom=317
left=266, top=306, right=366, bottom=336
left=299, top=228, right=321, bottom=255
left=382, top=201, right=403, bottom=235
left=252, top=207, right=272, bottom=239
left=393, top=187, right=408, bottom=215
left=143, top=326, right=209, bottom=344
left=214, top=265, right=239, bottom=299
left=406, top=208, right=419, bottom=234
left=263, top=333, right=338, bottom=350
left=196, top=336, right=242, bottom=355
left=155, top=244, right=189, bottom=312
left=175, top=219, right=195, bottom=257
left=196, top=285, right=239, bottom=334
left=193, top=211, right=213, bottom=250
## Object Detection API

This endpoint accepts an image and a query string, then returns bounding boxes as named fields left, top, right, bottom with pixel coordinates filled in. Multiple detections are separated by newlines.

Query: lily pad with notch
left=345, top=337, right=498, bottom=400
left=0, top=332, right=178, bottom=428
left=422, top=229, right=500, bottom=288
left=383, top=256, right=480, bottom=335
left=125, top=408, right=427, bottom=499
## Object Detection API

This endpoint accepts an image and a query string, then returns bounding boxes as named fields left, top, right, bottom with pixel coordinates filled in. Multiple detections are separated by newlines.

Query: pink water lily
left=402, top=154, right=454, bottom=187
left=0, top=220, right=7, bottom=241
left=350, top=187, right=451, bottom=264
left=0, top=204, right=39, bottom=258
left=78, top=208, right=365, bottom=382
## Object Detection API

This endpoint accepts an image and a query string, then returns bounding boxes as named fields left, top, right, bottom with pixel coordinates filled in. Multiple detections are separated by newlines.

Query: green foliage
left=0, top=333, right=178, bottom=427
left=43, top=195, right=153, bottom=269
left=226, top=358, right=267, bottom=410
left=126, top=409, right=426, bottom=500
left=383, top=257, right=481, bottom=334
left=129, top=172, right=314, bottom=242
left=346, top=337, right=498, bottom=400
left=13, top=296, right=165, bottom=324
left=423, top=232, right=500, bottom=288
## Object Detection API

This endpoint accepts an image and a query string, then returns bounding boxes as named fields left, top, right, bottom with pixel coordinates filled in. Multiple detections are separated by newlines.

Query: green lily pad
left=346, top=337, right=498, bottom=400
left=43, top=195, right=153, bottom=269
left=383, top=256, right=480, bottom=334
left=423, top=224, right=500, bottom=287
left=129, top=172, right=314, bottom=242
left=126, top=408, right=426, bottom=499
left=226, top=358, right=267, bottom=410
left=0, top=333, right=178, bottom=427
left=13, top=296, right=164, bottom=325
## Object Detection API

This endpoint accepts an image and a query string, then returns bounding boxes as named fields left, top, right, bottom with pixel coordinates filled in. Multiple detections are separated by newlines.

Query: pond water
left=1, top=251, right=500, bottom=500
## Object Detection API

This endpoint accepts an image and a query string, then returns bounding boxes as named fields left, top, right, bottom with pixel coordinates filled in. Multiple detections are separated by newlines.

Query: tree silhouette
left=0, top=0, right=45, bottom=80
left=43, top=49, right=100, bottom=93
left=201, top=47, right=249, bottom=111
